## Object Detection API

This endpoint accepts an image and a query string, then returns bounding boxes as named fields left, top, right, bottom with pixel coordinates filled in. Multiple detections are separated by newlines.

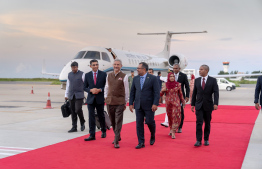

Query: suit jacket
left=177, top=72, right=190, bottom=99
left=129, top=73, right=160, bottom=110
left=254, top=76, right=262, bottom=105
left=84, top=70, right=107, bottom=104
left=191, top=76, right=219, bottom=112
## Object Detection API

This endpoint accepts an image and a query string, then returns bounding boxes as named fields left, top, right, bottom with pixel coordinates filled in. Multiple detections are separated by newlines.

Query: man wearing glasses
left=129, top=62, right=160, bottom=149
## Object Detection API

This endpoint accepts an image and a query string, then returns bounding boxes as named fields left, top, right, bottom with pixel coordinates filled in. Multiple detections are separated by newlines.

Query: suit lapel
left=95, top=70, right=101, bottom=86
left=204, top=76, right=210, bottom=90
left=142, top=74, right=150, bottom=90
left=177, top=73, right=182, bottom=83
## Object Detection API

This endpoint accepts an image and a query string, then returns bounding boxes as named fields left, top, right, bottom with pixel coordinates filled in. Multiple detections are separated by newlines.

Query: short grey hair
left=114, top=59, right=122, bottom=65
left=173, top=63, right=180, bottom=68
left=201, top=64, right=209, bottom=72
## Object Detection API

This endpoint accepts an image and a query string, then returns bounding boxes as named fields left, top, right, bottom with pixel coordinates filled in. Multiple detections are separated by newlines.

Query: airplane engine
left=168, top=54, right=188, bottom=70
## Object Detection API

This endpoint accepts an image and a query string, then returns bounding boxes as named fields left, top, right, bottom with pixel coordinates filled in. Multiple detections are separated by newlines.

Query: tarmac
left=0, top=82, right=261, bottom=168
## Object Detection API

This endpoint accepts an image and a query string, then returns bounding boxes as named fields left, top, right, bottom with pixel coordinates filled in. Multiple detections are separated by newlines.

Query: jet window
left=83, top=51, right=100, bottom=60
left=74, top=51, right=86, bottom=59
left=102, top=52, right=111, bottom=62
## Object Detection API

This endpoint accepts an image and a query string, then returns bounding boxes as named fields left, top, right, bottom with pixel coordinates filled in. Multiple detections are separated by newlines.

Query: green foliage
left=218, top=70, right=229, bottom=75
left=0, top=78, right=60, bottom=84
left=228, top=79, right=257, bottom=86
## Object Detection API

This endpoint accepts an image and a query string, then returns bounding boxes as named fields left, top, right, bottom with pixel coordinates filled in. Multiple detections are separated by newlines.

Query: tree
left=218, top=70, right=229, bottom=75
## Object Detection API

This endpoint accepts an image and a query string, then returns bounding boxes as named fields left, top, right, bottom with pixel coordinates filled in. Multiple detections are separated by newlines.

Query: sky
left=0, top=0, right=261, bottom=78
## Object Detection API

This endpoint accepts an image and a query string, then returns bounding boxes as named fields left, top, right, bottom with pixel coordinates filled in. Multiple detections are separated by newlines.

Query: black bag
left=61, top=100, right=71, bottom=118
left=95, top=110, right=111, bottom=130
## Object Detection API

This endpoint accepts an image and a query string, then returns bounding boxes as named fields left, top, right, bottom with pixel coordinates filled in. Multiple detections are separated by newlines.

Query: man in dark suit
left=83, top=59, right=107, bottom=141
left=254, top=76, right=262, bottom=110
left=161, top=64, right=190, bottom=133
left=191, top=64, right=219, bottom=146
left=129, top=62, right=160, bottom=149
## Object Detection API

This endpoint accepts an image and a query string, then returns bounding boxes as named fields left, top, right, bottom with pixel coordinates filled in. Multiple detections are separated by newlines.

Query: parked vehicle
left=216, top=78, right=236, bottom=91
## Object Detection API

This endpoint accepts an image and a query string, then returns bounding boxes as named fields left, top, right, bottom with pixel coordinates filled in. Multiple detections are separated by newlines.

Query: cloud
left=16, top=63, right=27, bottom=73
left=219, top=38, right=232, bottom=41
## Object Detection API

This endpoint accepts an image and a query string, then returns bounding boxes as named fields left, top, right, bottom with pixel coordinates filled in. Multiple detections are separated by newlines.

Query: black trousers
left=179, top=105, right=184, bottom=129
left=196, top=106, right=212, bottom=141
left=87, top=98, right=106, bottom=137
left=107, top=104, right=125, bottom=144
left=69, top=96, right=85, bottom=128
left=135, top=108, right=156, bottom=144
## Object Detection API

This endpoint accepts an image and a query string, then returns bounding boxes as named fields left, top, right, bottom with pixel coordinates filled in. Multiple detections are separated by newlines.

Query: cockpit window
left=74, top=51, right=86, bottom=59
left=83, top=51, right=100, bottom=60
left=102, top=52, right=111, bottom=62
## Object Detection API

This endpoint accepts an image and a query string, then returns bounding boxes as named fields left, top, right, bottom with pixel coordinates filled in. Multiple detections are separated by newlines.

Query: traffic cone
left=31, top=86, right=34, bottom=94
left=44, top=92, right=53, bottom=109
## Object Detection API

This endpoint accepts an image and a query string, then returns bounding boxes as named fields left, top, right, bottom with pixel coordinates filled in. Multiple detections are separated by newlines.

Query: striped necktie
left=140, top=77, right=145, bottom=89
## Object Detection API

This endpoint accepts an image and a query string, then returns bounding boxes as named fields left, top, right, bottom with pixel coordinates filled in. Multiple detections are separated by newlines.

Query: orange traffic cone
left=44, top=92, right=53, bottom=109
left=31, top=86, right=34, bottom=94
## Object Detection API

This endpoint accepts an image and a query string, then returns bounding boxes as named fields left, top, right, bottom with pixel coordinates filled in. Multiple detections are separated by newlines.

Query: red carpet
left=0, top=105, right=259, bottom=169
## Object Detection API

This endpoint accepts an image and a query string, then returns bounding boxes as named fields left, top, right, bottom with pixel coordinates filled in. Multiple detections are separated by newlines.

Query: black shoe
left=177, top=128, right=182, bottom=133
left=194, top=141, right=202, bottom=147
left=204, top=140, right=209, bottom=146
left=150, top=137, right=155, bottom=145
left=135, top=143, right=145, bottom=149
left=81, top=124, right=85, bottom=131
left=101, top=132, right=106, bottom=138
left=68, top=128, right=77, bottom=133
left=84, top=136, right=96, bottom=141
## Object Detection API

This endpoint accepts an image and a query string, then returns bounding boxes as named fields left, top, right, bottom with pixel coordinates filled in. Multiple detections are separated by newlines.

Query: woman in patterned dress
left=160, top=73, right=185, bottom=139
left=189, top=74, right=195, bottom=104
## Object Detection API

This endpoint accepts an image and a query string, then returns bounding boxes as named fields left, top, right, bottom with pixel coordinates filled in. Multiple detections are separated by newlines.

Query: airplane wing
left=210, top=73, right=262, bottom=78
left=42, top=72, right=60, bottom=76
left=42, top=60, right=60, bottom=77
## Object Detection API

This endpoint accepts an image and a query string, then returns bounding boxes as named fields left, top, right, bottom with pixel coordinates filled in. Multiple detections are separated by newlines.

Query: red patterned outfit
left=161, top=74, right=185, bottom=133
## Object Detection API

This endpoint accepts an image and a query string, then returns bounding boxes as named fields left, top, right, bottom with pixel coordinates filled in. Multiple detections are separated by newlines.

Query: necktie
left=94, top=72, right=97, bottom=85
left=140, top=77, right=144, bottom=89
left=202, top=78, right=205, bottom=90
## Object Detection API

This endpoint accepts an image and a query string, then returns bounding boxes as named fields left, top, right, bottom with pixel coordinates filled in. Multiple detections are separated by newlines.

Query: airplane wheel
left=226, top=86, right=232, bottom=91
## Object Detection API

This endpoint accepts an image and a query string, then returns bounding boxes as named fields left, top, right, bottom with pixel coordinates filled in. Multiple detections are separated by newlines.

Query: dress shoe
left=150, top=137, right=155, bottom=145
left=101, top=132, right=106, bottom=138
left=68, top=128, right=77, bottom=133
left=112, top=137, right=122, bottom=144
left=81, top=124, right=85, bottom=131
left=161, top=122, right=169, bottom=127
left=194, top=141, right=202, bottom=147
left=135, top=143, right=145, bottom=149
left=84, top=136, right=96, bottom=141
left=177, top=128, right=182, bottom=133
left=204, top=140, right=209, bottom=146
left=114, top=143, right=120, bottom=148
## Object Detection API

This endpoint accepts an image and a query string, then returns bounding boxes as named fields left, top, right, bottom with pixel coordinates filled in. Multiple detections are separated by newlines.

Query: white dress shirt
left=201, top=75, right=208, bottom=86
left=65, top=70, right=85, bottom=97
left=104, top=71, right=129, bottom=103
left=174, top=72, right=180, bottom=82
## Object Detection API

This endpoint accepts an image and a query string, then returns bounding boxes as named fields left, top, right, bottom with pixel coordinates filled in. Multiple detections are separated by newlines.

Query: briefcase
left=95, top=110, right=111, bottom=130
left=61, top=100, right=71, bottom=118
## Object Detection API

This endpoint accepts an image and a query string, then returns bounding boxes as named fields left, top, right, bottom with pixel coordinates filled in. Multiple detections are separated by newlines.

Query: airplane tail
left=137, top=31, right=207, bottom=59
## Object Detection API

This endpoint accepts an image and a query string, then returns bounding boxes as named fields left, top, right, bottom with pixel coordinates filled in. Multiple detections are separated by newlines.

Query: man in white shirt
left=65, top=61, right=86, bottom=133
left=104, top=59, right=129, bottom=148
